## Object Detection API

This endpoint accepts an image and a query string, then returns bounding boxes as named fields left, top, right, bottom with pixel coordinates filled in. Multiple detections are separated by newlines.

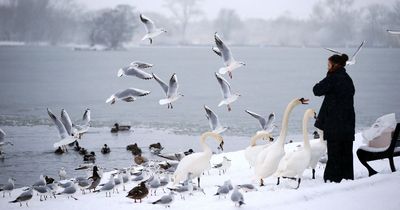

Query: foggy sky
left=76, top=0, right=398, bottom=20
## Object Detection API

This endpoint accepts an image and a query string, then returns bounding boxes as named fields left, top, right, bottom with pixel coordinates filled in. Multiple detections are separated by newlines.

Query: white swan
left=173, top=132, right=224, bottom=187
left=274, top=109, right=316, bottom=189
left=244, top=132, right=273, bottom=168
left=309, top=129, right=326, bottom=179
left=254, top=98, right=309, bottom=186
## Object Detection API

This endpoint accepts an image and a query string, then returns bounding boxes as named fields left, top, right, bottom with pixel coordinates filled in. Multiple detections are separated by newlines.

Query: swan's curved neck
left=200, top=132, right=219, bottom=154
left=250, top=133, right=268, bottom=146
left=303, top=114, right=311, bottom=149
left=278, top=99, right=300, bottom=146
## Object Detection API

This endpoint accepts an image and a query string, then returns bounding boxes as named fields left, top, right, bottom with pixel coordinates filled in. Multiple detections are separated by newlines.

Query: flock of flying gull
left=1, top=13, right=399, bottom=208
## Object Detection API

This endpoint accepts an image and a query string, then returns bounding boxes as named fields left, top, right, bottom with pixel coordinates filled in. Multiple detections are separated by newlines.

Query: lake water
left=0, top=46, right=399, bottom=187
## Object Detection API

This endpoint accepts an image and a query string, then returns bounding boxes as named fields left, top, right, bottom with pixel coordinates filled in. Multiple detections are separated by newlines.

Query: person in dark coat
left=313, top=53, right=355, bottom=183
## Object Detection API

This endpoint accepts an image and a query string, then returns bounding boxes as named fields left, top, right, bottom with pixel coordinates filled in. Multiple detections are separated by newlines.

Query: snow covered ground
left=1, top=133, right=399, bottom=210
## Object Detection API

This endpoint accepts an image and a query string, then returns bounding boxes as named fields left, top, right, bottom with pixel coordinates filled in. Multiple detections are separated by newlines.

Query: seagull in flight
left=204, top=105, right=228, bottom=134
left=215, top=72, right=240, bottom=112
left=324, top=40, right=366, bottom=66
left=117, top=66, right=153, bottom=80
left=106, top=88, right=150, bottom=105
left=153, top=73, right=183, bottom=109
left=245, top=110, right=275, bottom=135
left=213, top=32, right=245, bottom=79
left=140, top=14, right=167, bottom=44
left=47, top=108, right=77, bottom=149
left=72, top=108, right=91, bottom=138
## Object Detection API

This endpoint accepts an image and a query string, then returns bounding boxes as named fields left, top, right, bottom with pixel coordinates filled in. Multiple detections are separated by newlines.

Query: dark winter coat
left=313, top=67, right=355, bottom=141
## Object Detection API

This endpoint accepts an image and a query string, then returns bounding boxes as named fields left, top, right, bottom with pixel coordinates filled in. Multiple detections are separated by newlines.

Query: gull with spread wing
left=106, top=88, right=150, bottom=105
left=324, top=40, right=365, bottom=66
left=140, top=14, right=167, bottom=44
left=213, top=32, right=245, bottom=79
left=153, top=73, right=183, bottom=109
left=215, top=73, right=240, bottom=112
left=204, top=105, right=228, bottom=134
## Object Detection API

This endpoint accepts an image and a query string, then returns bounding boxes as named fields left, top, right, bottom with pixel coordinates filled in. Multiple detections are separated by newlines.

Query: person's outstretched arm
left=313, top=75, right=334, bottom=96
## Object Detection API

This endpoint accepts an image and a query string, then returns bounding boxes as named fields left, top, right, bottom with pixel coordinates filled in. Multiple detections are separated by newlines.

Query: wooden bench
left=356, top=123, right=400, bottom=176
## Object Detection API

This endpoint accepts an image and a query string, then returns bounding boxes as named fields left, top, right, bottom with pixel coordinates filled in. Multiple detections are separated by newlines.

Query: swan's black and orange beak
left=218, top=141, right=224, bottom=151
left=299, top=98, right=309, bottom=104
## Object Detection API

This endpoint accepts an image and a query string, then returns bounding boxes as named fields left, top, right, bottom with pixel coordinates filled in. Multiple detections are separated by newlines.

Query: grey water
left=0, top=46, right=399, bottom=187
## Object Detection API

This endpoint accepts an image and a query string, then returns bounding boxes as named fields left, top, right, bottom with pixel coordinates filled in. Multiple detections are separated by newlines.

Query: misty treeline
left=0, top=0, right=399, bottom=48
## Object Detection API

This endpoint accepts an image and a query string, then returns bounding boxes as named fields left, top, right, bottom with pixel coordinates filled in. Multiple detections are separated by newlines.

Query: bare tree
left=88, top=5, right=138, bottom=49
left=214, top=9, right=243, bottom=42
left=164, top=0, right=203, bottom=44
left=309, top=0, right=357, bottom=46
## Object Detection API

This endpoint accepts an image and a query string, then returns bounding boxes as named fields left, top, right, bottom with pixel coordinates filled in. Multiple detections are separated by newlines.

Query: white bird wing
left=214, top=32, right=233, bottom=66
left=115, top=88, right=151, bottom=102
left=140, top=14, right=155, bottom=33
left=264, top=113, right=276, bottom=132
left=387, top=29, right=400, bottom=35
left=0, top=128, right=5, bottom=141
left=204, top=105, right=221, bottom=131
left=212, top=47, right=222, bottom=57
left=130, top=61, right=153, bottom=69
left=153, top=73, right=169, bottom=96
left=348, top=40, right=365, bottom=65
left=215, top=73, right=232, bottom=99
left=324, top=47, right=343, bottom=55
left=167, top=73, right=178, bottom=98
left=61, top=109, right=73, bottom=136
left=47, top=108, right=69, bottom=139
left=121, top=66, right=153, bottom=80
left=245, top=110, right=267, bottom=130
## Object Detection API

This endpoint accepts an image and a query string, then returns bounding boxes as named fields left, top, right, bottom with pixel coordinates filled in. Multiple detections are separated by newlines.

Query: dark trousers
left=324, top=140, right=354, bottom=183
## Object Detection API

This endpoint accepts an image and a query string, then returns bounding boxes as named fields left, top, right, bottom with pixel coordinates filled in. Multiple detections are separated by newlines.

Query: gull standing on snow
left=214, top=181, right=230, bottom=199
left=387, top=29, right=400, bottom=35
left=231, top=186, right=245, bottom=207
left=213, top=32, right=245, bottom=79
left=106, top=88, right=150, bottom=105
left=215, top=72, right=240, bottom=112
left=153, top=73, right=183, bottom=109
left=9, top=187, right=33, bottom=207
left=324, top=40, right=365, bottom=66
left=152, top=191, right=175, bottom=207
left=117, top=65, right=153, bottom=80
left=212, top=156, right=231, bottom=175
left=204, top=105, right=228, bottom=134
left=47, top=108, right=77, bottom=149
left=1, top=178, right=15, bottom=197
left=140, top=14, right=167, bottom=44
left=245, top=110, right=275, bottom=135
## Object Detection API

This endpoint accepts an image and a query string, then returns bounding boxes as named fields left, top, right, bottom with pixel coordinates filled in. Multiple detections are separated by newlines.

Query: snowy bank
left=1, top=133, right=400, bottom=210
